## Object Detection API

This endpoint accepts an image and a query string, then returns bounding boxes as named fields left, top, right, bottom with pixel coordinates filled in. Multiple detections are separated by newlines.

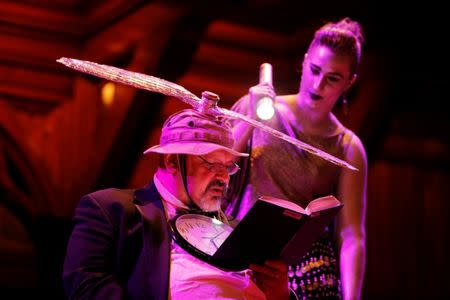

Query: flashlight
left=256, top=63, right=275, bottom=120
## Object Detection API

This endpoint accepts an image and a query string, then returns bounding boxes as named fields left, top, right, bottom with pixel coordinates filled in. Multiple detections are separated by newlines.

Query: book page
left=306, top=195, right=341, bottom=213
left=212, top=194, right=344, bottom=270
left=258, top=195, right=308, bottom=215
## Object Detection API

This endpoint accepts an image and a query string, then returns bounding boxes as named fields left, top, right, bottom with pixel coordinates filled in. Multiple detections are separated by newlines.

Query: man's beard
left=197, top=180, right=228, bottom=212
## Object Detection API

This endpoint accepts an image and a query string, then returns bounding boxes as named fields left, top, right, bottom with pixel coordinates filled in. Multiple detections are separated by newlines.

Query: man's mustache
left=206, top=180, right=228, bottom=194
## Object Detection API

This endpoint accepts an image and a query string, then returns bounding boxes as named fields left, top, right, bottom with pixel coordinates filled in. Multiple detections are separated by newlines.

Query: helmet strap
left=177, top=154, right=196, bottom=209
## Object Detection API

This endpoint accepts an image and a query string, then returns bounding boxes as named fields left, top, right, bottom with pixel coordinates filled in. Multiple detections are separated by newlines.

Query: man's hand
left=250, top=259, right=290, bottom=300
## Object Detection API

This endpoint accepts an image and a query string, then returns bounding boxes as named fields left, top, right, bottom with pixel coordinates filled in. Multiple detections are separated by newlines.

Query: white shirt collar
left=153, top=173, right=189, bottom=218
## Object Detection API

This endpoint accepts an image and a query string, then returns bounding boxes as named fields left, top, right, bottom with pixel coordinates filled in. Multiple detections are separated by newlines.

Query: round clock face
left=173, top=214, right=233, bottom=257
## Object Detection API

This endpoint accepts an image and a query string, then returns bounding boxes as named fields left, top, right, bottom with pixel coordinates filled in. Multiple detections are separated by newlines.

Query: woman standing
left=227, top=18, right=367, bottom=300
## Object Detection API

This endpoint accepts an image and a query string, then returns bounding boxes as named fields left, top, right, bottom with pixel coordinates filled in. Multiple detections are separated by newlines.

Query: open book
left=210, top=195, right=343, bottom=271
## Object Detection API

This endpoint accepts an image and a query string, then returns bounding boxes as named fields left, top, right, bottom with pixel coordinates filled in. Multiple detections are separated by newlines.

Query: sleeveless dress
left=226, top=97, right=355, bottom=299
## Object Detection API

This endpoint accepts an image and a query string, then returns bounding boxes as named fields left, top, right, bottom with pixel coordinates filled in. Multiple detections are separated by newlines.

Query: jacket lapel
left=128, top=182, right=170, bottom=300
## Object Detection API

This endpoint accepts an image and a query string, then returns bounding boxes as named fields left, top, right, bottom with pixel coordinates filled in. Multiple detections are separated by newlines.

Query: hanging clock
left=169, top=214, right=234, bottom=264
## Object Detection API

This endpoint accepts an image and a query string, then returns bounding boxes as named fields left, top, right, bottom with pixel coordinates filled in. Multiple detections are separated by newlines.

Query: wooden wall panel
left=364, top=159, right=449, bottom=298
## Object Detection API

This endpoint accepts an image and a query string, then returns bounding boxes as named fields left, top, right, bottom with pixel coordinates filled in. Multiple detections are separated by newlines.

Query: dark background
left=0, top=0, right=448, bottom=299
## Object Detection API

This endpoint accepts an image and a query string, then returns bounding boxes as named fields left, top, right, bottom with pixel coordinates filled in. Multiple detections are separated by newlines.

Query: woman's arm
left=231, top=95, right=255, bottom=153
left=336, top=134, right=368, bottom=300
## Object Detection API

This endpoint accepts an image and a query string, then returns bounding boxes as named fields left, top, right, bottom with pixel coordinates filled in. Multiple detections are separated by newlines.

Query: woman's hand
left=248, top=83, right=276, bottom=119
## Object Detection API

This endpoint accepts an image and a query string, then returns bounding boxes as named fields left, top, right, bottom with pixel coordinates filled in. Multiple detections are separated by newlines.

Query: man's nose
left=215, top=168, right=230, bottom=182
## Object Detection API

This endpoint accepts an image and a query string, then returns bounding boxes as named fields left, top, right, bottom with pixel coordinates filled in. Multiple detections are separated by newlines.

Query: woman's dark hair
left=308, top=17, right=365, bottom=75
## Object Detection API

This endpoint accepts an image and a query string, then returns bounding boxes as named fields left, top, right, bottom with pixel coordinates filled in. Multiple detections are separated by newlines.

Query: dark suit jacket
left=63, top=182, right=170, bottom=300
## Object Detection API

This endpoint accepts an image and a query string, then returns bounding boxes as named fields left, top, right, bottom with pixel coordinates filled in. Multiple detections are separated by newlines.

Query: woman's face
left=299, top=45, right=355, bottom=115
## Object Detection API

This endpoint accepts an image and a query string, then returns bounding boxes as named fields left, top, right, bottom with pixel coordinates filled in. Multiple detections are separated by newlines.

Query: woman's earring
left=342, top=93, right=349, bottom=116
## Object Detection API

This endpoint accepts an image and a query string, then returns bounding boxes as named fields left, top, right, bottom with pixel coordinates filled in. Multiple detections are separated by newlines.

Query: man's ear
left=164, top=154, right=179, bottom=174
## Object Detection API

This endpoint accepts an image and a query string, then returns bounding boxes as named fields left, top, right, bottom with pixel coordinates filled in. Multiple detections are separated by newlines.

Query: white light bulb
left=256, top=97, right=275, bottom=120
left=256, top=63, right=275, bottom=120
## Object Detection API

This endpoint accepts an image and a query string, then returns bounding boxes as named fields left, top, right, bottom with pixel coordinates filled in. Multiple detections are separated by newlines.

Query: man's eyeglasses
left=197, top=156, right=240, bottom=175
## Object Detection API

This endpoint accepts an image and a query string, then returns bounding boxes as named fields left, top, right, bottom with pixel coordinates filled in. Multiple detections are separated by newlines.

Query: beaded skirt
left=288, top=227, right=341, bottom=299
